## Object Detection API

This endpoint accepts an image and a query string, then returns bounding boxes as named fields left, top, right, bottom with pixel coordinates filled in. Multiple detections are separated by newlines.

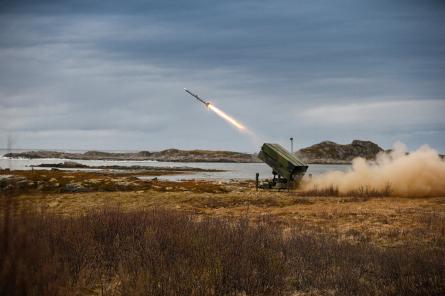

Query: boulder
left=64, top=183, right=89, bottom=193
left=0, top=175, right=29, bottom=191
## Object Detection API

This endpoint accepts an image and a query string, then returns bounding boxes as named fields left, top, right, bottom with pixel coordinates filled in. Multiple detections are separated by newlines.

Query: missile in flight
left=183, top=88, right=248, bottom=131
left=184, top=88, right=210, bottom=107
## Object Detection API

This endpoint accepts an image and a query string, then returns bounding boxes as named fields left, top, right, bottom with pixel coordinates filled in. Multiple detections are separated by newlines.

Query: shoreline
left=2, top=154, right=354, bottom=165
left=3, top=150, right=260, bottom=163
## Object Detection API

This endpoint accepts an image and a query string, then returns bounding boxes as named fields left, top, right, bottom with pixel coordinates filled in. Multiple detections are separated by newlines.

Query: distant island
left=3, top=149, right=258, bottom=163
left=296, top=140, right=384, bottom=164
left=4, top=140, right=386, bottom=164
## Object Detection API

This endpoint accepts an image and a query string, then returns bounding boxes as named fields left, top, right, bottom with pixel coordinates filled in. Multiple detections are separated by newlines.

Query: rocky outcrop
left=3, top=140, right=387, bottom=164
left=149, top=149, right=257, bottom=163
left=0, top=175, right=34, bottom=192
left=296, top=140, right=384, bottom=164
left=32, top=161, right=223, bottom=172
left=4, top=149, right=259, bottom=163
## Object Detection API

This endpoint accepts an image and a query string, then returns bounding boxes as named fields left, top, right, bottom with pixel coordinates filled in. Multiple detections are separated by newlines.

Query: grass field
left=1, top=169, right=444, bottom=295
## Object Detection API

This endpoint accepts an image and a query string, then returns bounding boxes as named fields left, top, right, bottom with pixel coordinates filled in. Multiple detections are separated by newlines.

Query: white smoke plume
left=303, top=143, right=445, bottom=197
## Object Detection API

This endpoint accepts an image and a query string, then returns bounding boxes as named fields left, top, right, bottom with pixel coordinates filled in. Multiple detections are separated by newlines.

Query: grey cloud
left=0, top=0, right=444, bottom=152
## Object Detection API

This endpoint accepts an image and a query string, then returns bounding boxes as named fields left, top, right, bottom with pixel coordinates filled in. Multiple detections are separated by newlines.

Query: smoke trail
left=207, top=103, right=261, bottom=144
left=207, top=103, right=247, bottom=132
left=303, top=143, right=445, bottom=196
left=208, top=103, right=263, bottom=150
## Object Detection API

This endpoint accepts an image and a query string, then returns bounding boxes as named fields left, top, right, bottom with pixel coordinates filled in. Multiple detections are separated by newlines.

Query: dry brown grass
left=300, top=184, right=393, bottom=197
left=0, top=169, right=231, bottom=194
left=2, top=187, right=444, bottom=249
left=1, top=170, right=445, bottom=294
left=1, top=207, right=444, bottom=296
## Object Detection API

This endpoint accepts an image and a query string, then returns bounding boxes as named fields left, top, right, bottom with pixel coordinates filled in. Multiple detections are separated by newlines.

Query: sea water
left=0, top=149, right=350, bottom=181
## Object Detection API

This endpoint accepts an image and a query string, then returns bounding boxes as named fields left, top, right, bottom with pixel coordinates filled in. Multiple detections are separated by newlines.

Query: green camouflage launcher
left=258, top=143, right=308, bottom=189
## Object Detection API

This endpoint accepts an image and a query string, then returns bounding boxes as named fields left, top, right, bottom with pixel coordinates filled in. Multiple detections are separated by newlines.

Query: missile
left=184, top=88, right=210, bottom=107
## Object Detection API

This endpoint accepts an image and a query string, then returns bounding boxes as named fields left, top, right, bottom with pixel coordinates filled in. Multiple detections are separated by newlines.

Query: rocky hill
left=3, top=140, right=385, bottom=164
left=296, top=140, right=384, bottom=164
left=3, top=149, right=258, bottom=163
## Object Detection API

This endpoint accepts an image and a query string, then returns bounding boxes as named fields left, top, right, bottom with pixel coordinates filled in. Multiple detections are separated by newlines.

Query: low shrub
left=1, top=207, right=443, bottom=295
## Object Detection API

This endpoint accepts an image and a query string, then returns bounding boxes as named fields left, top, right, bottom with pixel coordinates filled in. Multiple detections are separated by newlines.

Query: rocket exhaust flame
left=184, top=88, right=248, bottom=133
left=207, top=103, right=247, bottom=132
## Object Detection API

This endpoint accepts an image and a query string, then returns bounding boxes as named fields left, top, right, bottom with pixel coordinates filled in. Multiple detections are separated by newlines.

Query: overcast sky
left=1, top=0, right=444, bottom=153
